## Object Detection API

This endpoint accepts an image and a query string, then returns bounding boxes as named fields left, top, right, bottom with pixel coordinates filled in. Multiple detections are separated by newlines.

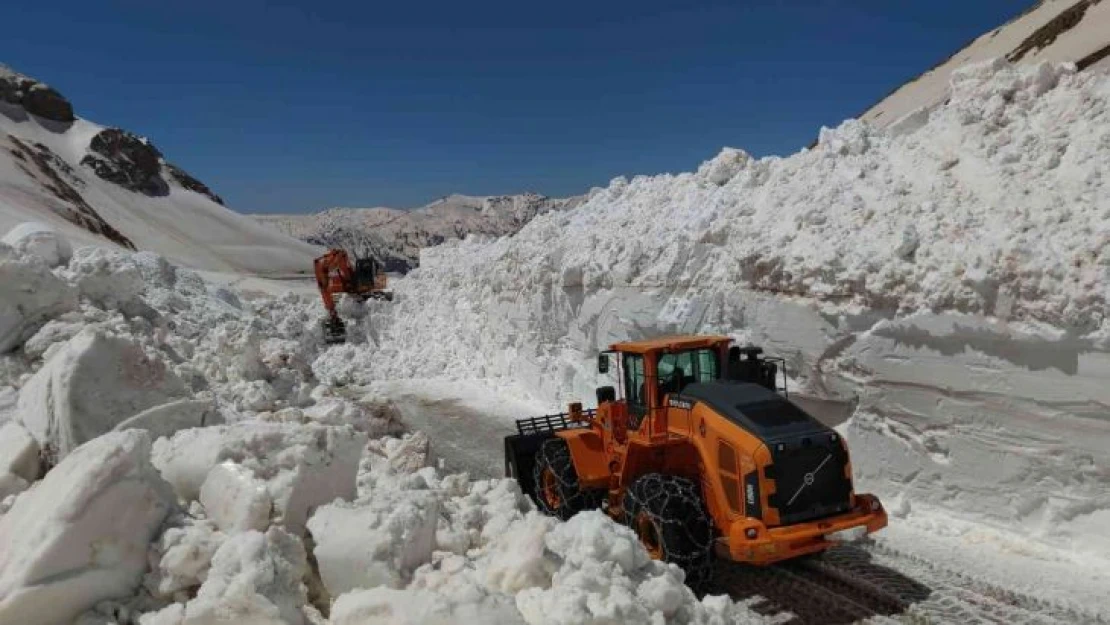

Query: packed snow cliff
left=0, top=222, right=773, bottom=624
left=321, top=59, right=1110, bottom=558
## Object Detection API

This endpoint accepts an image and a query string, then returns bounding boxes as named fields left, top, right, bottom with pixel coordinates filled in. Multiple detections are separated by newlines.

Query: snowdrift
left=330, top=59, right=1110, bottom=556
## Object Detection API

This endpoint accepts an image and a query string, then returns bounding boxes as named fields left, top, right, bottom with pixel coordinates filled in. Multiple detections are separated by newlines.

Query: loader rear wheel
left=532, top=438, right=601, bottom=520
left=623, top=473, right=714, bottom=591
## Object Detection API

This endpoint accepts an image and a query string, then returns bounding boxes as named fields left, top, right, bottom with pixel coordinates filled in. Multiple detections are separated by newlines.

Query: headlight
left=870, top=498, right=881, bottom=512
left=745, top=527, right=758, bottom=539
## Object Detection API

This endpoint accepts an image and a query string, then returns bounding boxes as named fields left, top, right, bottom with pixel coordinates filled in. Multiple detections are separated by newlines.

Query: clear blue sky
left=4, top=0, right=1030, bottom=213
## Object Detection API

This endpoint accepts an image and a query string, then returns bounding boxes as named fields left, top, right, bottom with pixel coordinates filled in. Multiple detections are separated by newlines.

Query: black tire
left=532, top=438, right=602, bottom=520
left=623, top=473, right=714, bottom=591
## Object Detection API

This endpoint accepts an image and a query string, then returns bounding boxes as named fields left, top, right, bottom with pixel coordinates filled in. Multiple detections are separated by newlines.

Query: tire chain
left=623, top=473, right=715, bottom=591
left=532, top=438, right=602, bottom=520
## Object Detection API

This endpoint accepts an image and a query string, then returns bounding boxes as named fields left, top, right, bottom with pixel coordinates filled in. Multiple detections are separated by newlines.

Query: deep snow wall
left=338, top=60, right=1110, bottom=558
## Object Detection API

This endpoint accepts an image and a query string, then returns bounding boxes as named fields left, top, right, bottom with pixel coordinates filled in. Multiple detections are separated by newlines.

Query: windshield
left=657, top=348, right=719, bottom=398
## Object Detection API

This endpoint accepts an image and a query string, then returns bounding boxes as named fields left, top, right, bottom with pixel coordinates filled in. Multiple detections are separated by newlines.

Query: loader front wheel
left=532, top=438, right=600, bottom=520
left=623, top=473, right=714, bottom=591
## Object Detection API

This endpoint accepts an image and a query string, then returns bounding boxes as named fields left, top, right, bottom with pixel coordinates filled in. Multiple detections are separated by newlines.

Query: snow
left=18, top=328, right=190, bottom=462
left=114, top=398, right=225, bottom=440
left=0, top=240, right=77, bottom=352
left=0, top=430, right=175, bottom=625
left=0, top=220, right=71, bottom=267
left=146, top=527, right=316, bottom=625
left=0, top=420, right=39, bottom=482
left=151, top=423, right=367, bottom=534
left=199, top=462, right=272, bottom=533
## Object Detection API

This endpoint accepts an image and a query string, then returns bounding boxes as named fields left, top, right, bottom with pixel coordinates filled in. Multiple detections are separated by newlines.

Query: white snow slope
left=320, top=59, right=1110, bottom=565
left=0, top=66, right=322, bottom=276
left=255, top=192, right=584, bottom=273
left=860, top=0, right=1110, bottom=130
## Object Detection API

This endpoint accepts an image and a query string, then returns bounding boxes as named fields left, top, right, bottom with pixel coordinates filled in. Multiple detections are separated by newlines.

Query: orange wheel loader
left=503, top=335, right=887, bottom=589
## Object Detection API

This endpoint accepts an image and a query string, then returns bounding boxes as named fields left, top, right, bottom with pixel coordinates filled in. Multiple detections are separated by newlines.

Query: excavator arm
left=314, top=249, right=354, bottom=343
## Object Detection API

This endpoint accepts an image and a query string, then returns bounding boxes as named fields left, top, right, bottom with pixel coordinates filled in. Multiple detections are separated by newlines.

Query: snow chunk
left=152, top=423, right=367, bottom=534
left=306, top=488, right=440, bottom=598
left=17, top=328, right=189, bottom=462
left=200, top=462, right=272, bottom=533
left=1, top=222, right=72, bottom=267
left=0, top=242, right=77, bottom=353
left=0, top=430, right=175, bottom=625
left=176, top=527, right=311, bottom=625
left=696, top=147, right=750, bottom=186
left=59, top=247, right=148, bottom=314
left=145, top=517, right=227, bottom=599
left=0, top=420, right=39, bottom=482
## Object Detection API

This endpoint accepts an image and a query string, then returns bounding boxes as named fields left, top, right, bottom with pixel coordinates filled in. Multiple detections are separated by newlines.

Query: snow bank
left=0, top=430, right=175, bottom=625
left=330, top=59, right=1110, bottom=550
left=152, top=423, right=367, bottom=534
left=0, top=221, right=72, bottom=267
left=0, top=241, right=77, bottom=353
left=18, top=328, right=190, bottom=462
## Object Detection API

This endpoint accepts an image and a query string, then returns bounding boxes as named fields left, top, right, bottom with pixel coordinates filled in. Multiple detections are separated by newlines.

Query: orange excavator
left=313, top=248, right=393, bottom=343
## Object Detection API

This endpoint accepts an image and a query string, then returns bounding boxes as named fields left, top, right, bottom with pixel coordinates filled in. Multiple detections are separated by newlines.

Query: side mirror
left=598, top=353, right=609, bottom=374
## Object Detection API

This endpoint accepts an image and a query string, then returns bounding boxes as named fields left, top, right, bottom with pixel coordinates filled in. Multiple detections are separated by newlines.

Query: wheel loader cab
left=505, top=335, right=887, bottom=585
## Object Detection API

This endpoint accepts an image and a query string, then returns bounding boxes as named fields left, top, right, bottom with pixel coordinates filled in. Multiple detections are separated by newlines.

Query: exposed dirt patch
left=6, top=135, right=135, bottom=249
left=1007, top=0, right=1102, bottom=63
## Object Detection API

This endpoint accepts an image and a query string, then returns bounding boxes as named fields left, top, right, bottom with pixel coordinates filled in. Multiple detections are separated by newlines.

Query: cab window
left=623, top=353, right=646, bottom=419
left=657, top=348, right=719, bottom=400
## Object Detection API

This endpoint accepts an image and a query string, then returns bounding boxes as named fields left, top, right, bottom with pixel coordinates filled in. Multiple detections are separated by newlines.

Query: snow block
left=0, top=473, right=29, bottom=501
left=17, top=328, right=189, bottom=462
left=145, top=518, right=226, bottom=598
left=0, top=242, right=78, bottom=353
left=200, top=462, right=272, bottom=533
left=0, top=430, right=175, bottom=625
left=1, top=222, right=72, bottom=268
left=152, top=423, right=367, bottom=534
left=181, top=527, right=310, bottom=625
left=58, top=247, right=146, bottom=314
left=0, top=420, right=39, bottom=482
left=306, top=489, right=440, bottom=598
left=113, top=398, right=225, bottom=441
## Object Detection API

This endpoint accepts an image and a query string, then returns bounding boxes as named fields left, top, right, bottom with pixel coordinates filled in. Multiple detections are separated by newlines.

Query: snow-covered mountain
left=255, top=192, right=584, bottom=273
left=859, top=0, right=1110, bottom=129
left=0, top=64, right=322, bottom=276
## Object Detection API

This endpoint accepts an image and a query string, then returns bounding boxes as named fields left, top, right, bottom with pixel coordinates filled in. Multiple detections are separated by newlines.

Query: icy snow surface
left=318, top=60, right=1110, bottom=561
